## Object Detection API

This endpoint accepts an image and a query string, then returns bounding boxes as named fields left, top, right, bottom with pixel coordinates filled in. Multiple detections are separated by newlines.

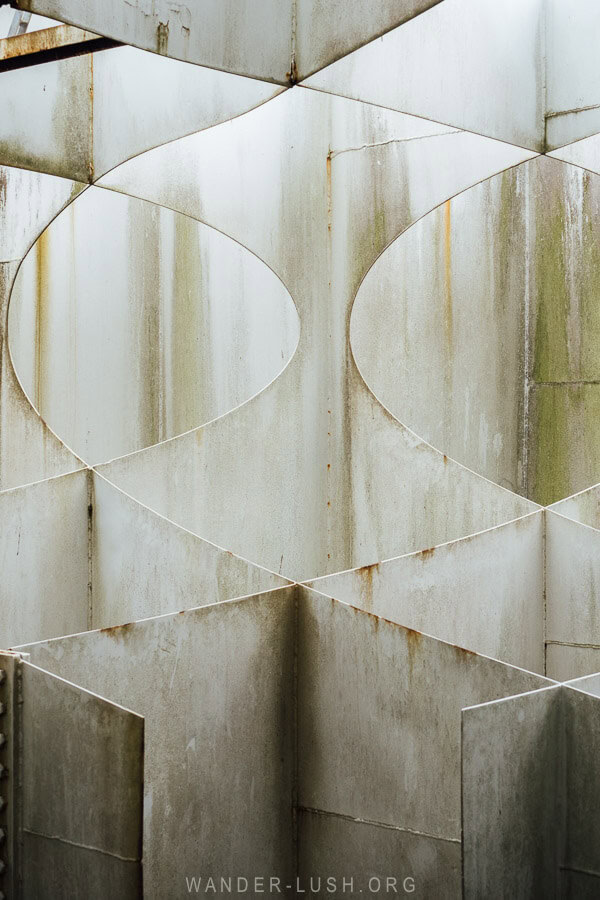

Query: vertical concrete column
left=0, top=651, right=144, bottom=898
left=462, top=686, right=562, bottom=897
left=462, top=683, right=600, bottom=896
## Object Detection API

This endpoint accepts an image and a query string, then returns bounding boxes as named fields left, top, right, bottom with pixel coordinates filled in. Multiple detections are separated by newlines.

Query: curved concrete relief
left=351, top=155, right=600, bottom=505
left=6, top=5, right=600, bottom=894
left=8, top=186, right=299, bottom=463
left=87, top=91, right=539, bottom=583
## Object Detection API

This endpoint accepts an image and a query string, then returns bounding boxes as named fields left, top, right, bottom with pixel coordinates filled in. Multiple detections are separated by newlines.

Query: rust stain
left=443, top=454, right=448, bottom=465
left=0, top=25, right=97, bottom=61
left=285, top=56, right=298, bottom=85
left=357, top=561, right=380, bottom=612
left=418, top=546, right=436, bottom=560
left=452, top=643, right=477, bottom=659
left=405, top=627, right=423, bottom=646
left=100, top=621, right=135, bottom=636
left=157, top=21, right=169, bottom=55
left=405, top=626, right=423, bottom=676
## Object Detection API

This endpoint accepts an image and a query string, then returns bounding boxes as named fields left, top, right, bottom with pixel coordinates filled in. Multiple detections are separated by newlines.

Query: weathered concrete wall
left=9, top=186, right=299, bottom=463
left=550, top=483, right=600, bottom=529
left=545, top=0, right=600, bottom=150
left=91, top=88, right=535, bottom=583
left=462, top=686, right=562, bottom=898
left=14, top=0, right=294, bottom=84
left=303, top=0, right=545, bottom=151
left=528, top=161, right=600, bottom=505
left=463, top=682, right=600, bottom=897
left=549, top=134, right=600, bottom=176
left=91, top=471, right=288, bottom=628
left=0, top=651, right=143, bottom=897
left=1, top=259, right=82, bottom=492
left=307, top=512, right=544, bottom=673
left=294, top=0, right=442, bottom=80
left=16, top=586, right=553, bottom=895
left=0, top=470, right=88, bottom=648
left=91, top=47, right=283, bottom=178
left=545, top=503, right=600, bottom=679
left=3, top=7, right=600, bottom=894
left=0, top=168, right=85, bottom=491
left=297, top=587, right=550, bottom=893
left=13, top=0, right=444, bottom=84
left=0, top=55, right=92, bottom=182
left=351, top=164, right=530, bottom=497
left=352, top=156, right=600, bottom=507
left=17, top=588, right=298, bottom=898
left=561, top=683, right=600, bottom=895
left=21, top=660, right=144, bottom=897
left=0, top=47, right=282, bottom=182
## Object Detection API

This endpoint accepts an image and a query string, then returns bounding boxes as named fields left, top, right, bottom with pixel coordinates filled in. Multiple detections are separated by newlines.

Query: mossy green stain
left=531, top=171, right=570, bottom=384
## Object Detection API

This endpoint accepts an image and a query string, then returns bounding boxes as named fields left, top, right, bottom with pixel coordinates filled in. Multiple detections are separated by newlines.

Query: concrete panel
left=9, top=186, right=299, bottom=463
left=549, top=134, right=600, bottom=176
left=529, top=387, right=600, bottom=508
left=546, top=510, right=600, bottom=648
left=294, top=0, right=443, bottom=81
left=352, top=156, right=600, bottom=506
left=562, top=685, right=600, bottom=881
left=549, top=483, right=600, bottom=529
left=0, top=53, right=92, bottom=181
left=351, top=165, right=530, bottom=498
left=91, top=471, right=288, bottom=628
left=560, top=870, right=600, bottom=899
left=0, top=470, right=88, bottom=647
left=0, top=165, right=86, bottom=263
left=565, top=673, right=600, bottom=697
left=0, top=260, right=82, bottom=491
left=303, top=0, right=545, bottom=151
left=462, top=686, right=562, bottom=898
left=96, top=88, right=536, bottom=582
left=97, top=91, right=536, bottom=304
left=546, top=645, right=600, bottom=682
left=307, top=512, right=544, bottom=673
left=545, top=0, right=600, bottom=150
left=20, top=658, right=143, bottom=898
left=17, top=587, right=297, bottom=898
left=297, top=587, right=550, bottom=846
left=15, top=0, right=294, bottom=84
left=298, top=809, right=460, bottom=899
left=91, top=46, right=284, bottom=179
left=0, top=46, right=282, bottom=182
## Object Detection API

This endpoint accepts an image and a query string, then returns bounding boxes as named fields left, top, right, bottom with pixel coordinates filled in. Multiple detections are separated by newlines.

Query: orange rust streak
left=100, top=621, right=135, bottom=635
left=419, top=546, right=436, bottom=560
left=0, top=25, right=98, bottom=61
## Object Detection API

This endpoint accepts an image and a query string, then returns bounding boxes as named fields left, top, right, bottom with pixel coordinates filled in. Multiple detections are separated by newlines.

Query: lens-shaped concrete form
left=352, top=156, right=600, bottom=506
left=9, top=187, right=299, bottom=462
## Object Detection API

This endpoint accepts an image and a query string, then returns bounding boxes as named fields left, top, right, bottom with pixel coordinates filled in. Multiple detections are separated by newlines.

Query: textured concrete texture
left=0, top=651, right=143, bottom=897
left=2, top=0, right=600, bottom=896
left=463, top=683, right=600, bottom=897
left=17, top=586, right=551, bottom=896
